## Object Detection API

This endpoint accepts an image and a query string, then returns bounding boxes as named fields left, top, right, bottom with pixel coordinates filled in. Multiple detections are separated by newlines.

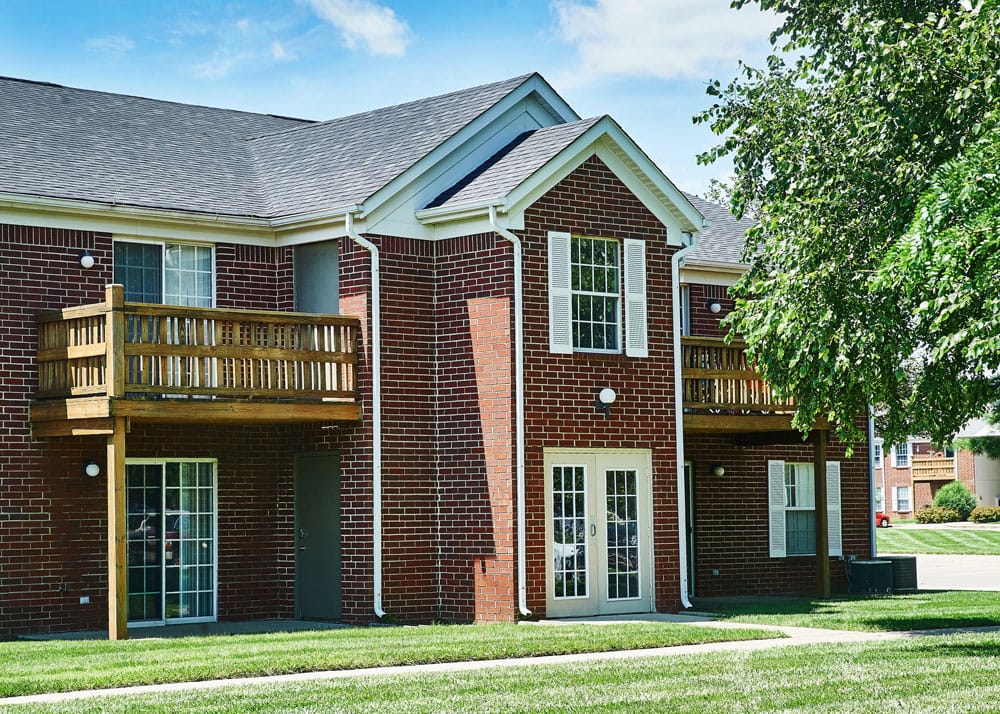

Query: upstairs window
left=115, top=240, right=213, bottom=307
left=548, top=232, right=647, bottom=357
left=873, top=442, right=883, bottom=469
left=892, top=443, right=911, bottom=468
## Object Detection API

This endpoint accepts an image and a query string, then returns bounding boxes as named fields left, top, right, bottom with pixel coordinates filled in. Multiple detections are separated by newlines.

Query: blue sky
left=0, top=0, right=779, bottom=194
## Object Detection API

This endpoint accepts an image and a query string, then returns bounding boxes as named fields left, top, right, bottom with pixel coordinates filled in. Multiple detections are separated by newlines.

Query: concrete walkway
left=6, top=616, right=1000, bottom=706
left=915, top=554, right=1000, bottom=591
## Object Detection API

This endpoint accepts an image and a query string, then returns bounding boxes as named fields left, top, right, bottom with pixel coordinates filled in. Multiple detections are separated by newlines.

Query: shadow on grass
left=691, top=592, right=1000, bottom=632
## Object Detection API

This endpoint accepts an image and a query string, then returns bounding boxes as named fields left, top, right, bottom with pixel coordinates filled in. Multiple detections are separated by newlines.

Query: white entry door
left=544, top=450, right=652, bottom=617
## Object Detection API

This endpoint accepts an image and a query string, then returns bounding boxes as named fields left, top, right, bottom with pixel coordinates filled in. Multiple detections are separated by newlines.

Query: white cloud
left=192, top=50, right=255, bottom=79
left=304, top=0, right=411, bottom=57
left=272, top=40, right=292, bottom=60
left=552, top=0, right=778, bottom=82
left=84, top=35, right=136, bottom=57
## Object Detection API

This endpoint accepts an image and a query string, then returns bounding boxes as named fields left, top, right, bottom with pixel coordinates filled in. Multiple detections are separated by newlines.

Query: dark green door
left=294, top=453, right=342, bottom=619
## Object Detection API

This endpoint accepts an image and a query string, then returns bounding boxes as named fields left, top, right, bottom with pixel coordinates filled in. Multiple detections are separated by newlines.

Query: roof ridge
left=0, top=74, right=316, bottom=125
left=243, top=73, right=538, bottom=143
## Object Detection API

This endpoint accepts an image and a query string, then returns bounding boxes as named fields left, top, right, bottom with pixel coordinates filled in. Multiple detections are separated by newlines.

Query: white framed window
left=875, top=486, right=884, bottom=512
left=768, top=460, right=842, bottom=558
left=115, top=239, right=214, bottom=307
left=892, top=443, right=910, bottom=468
left=873, top=442, right=883, bottom=469
left=548, top=232, right=647, bottom=357
left=892, top=485, right=911, bottom=512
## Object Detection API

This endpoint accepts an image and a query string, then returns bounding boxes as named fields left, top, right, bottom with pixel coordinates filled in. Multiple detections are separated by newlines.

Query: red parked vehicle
left=875, top=511, right=891, bottom=528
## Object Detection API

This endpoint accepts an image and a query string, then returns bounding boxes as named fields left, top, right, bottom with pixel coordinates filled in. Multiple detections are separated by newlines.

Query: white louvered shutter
left=768, top=460, right=786, bottom=558
left=548, top=231, right=573, bottom=354
left=623, top=238, right=648, bottom=358
left=826, top=461, right=842, bottom=556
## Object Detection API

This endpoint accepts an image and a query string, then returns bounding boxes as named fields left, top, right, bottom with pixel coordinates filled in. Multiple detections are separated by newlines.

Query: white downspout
left=345, top=211, right=386, bottom=619
left=672, top=231, right=700, bottom=610
left=868, top=409, right=877, bottom=558
left=489, top=205, right=531, bottom=617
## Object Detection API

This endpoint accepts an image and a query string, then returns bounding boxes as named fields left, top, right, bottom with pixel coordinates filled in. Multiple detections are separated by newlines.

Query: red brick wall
left=686, top=429, right=871, bottom=597
left=519, top=156, right=682, bottom=616
left=434, top=233, right=514, bottom=622
left=687, top=283, right=733, bottom=338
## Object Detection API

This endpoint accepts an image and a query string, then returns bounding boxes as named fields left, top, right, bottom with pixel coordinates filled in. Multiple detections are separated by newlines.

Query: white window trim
left=892, top=485, right=912, bottom=512
left=547, top=231, right=647, bottom=357
left=768, top=460, right=842, bottom=558
left=873, top=440, right=883, bottom=470
left=891, top=442, right=911, bottom=469
left=114, top=237, right=216, bottom=308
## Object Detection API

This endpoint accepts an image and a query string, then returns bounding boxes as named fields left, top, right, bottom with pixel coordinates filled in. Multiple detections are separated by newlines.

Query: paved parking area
left=915, top=554, right=1000, bottom=591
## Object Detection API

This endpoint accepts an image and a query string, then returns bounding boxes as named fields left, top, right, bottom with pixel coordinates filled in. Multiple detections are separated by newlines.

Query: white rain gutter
left=345, top=211, right=386, bottom=619
left=672, top=230, right=700, bottom=610
left=868, top=409, right=877, bottom=558
left=488, top=204, right=531, bottom=617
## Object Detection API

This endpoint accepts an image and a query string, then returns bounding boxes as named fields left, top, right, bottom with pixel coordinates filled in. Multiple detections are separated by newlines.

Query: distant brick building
left=0, top=74, right=872, bottom=638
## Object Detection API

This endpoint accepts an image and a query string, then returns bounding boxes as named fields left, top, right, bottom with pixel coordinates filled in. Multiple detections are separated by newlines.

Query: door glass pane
left=164, top=244, right=212, bottom=307
left=606, top=469, right=640, bottom=600
left=552, top=466, right=588, bottom=599
left=115, top=242, right=162, bottom=304
left=126, top=464, right=163, bottom=622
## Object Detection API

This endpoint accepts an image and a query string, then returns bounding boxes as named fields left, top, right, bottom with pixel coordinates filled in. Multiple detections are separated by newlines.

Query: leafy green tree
left=932, top=480, right=977, bottom=520
left=697, top=0, right=1000, bottom=445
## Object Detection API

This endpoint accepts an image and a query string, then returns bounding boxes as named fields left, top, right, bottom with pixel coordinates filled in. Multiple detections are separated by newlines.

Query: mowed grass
left=0, top=622, right=774, bottom=698
left=877, top=526, right=1000, bottom=555
left=693, top=591, right=1000, bottom=631
left=9, top=633, right=1000, bottom=713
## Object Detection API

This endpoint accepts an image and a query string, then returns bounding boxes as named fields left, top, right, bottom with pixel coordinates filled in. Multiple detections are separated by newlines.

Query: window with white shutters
left=767, top=460, right=842, bottom=557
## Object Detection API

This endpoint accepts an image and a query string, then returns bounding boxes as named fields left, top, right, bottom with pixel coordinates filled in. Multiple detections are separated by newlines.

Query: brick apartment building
left=0, top=74, right=872, bottom=638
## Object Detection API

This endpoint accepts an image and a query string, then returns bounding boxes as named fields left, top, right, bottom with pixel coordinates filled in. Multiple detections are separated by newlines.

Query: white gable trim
left=360, top=74, right=579, bottom=219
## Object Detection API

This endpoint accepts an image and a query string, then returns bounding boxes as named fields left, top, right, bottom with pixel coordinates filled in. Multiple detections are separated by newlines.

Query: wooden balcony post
left=814, top=429, right=830, bottom=598
left=106, top=417, right=127, bottom=640
left=105, top=285, right=125, bottom=398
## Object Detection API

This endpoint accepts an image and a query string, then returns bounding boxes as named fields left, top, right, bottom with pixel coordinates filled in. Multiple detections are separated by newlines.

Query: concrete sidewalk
left=6, top=618, right=1000, bottom=706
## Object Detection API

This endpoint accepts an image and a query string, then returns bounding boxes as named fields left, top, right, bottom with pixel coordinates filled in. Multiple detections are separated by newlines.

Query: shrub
left=915, top=506, right=963, bottom=524
left=933, top=481, right=977, bottom=519
left=970, top=506, right=1000, bottom=523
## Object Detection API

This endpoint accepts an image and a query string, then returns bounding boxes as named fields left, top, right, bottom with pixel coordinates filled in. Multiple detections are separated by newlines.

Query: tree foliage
left=932, top=480, right=977, bottom=520
left=696, top=0, right=1000, bottom=444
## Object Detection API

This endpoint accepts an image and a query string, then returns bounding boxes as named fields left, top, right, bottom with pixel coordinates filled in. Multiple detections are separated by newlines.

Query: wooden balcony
left=681, top=337, right=820, bottom=433
left=912, top=456, right=955, bottom=482
left=31, top=285, right=362, bottom=437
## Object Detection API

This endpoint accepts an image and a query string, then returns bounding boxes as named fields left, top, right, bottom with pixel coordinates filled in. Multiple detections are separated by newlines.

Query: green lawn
left=9, top=633, right=1000, bottom=713
left=0, top=622, right=773, bottom=698
left=877, top=526, right=1000, bottom=555
left=693, top=590, right=1000, bottom=631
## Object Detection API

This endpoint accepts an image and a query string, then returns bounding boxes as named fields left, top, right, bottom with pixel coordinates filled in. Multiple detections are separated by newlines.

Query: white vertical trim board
left=547, top=231, right=573, bottom=354
left=767, top=460, right=786, bottom=558
left=623, top=238, right=648, bottom=358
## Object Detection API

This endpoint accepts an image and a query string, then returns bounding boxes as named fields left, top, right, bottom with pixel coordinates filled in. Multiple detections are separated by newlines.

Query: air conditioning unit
left=879, top=555, right=918, bottom=593
left=848, top=560, right=893, bottom=595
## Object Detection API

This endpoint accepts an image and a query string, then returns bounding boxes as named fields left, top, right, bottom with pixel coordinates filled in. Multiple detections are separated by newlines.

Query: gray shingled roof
left=0, top=74, right=535, bottom=219
left=683, top=192, right=755, bottom=266
left=248, top=75, right=535, bottom=217
left=427, top=116, right=603, bottom=209
left=0, top=76, right=308, bottom=217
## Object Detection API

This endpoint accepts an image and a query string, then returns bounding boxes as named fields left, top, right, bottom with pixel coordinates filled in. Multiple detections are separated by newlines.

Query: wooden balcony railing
left=912, top=456, right=955, bottom=481
left=34, top=285, right=360, bottom=425
left=681, top=336, right=795, bottom=414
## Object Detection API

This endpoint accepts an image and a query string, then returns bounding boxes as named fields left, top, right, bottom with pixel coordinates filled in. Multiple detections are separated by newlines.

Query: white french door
left=544, top=450, right=652, bottom=617
left=125, top=459, right=218, bottom=625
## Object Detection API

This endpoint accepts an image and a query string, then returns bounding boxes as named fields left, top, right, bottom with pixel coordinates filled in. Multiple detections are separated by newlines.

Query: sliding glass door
left=126, top=460, right=217, bottom=625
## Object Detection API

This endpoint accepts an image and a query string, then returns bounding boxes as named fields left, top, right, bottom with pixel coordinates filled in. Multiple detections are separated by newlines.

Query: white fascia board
left=0, top=192, right=277, bottom=245
left=360, top=74, right=578, bottom=219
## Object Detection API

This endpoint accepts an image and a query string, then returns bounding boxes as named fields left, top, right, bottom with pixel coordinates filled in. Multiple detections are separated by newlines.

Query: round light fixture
left=598, top=388, right=617, bottom=406
left=85, top=461, right=101, bottom=478
left=709, top=302, right=722, bottom=314
left=79, top=251, right=95, bottom=269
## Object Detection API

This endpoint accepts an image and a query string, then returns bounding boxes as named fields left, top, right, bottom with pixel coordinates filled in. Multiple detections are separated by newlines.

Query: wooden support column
left=107, top=417, right=128, bottom=640
left=813, top=428, right=830, bottom=598
left=105, top=284, right=125, bottom=399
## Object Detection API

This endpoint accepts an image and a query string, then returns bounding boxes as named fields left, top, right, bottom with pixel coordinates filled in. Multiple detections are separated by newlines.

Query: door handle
left=298, top=546, right=306, bottom=551
left=591, top=523, right=597, bottom=537
left=299, top=528, right=308, bottom=540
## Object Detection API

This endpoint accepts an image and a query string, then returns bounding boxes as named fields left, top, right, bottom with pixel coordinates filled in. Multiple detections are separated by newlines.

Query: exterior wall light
left=596, top=387, right=617, bottom=419
left=79, top=250, right=95, bottom=269
left=708, top=301, right=722, bottom=314
left=84, top=460, right=101, bottom=478
left=710, top=464, right=726, bottom=477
